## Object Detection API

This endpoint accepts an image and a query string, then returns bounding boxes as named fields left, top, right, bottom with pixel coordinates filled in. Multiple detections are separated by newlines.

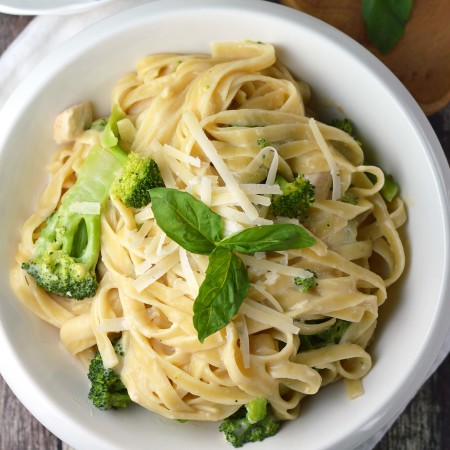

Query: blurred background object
left=281, top=0, right=450, bottom=115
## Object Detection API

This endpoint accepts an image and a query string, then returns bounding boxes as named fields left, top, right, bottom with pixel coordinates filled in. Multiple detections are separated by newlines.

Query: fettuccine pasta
left=11, top=41, right=406, bottom=425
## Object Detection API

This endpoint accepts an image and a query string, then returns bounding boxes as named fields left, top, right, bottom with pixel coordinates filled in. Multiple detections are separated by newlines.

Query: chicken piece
left=52, top=101, right=93, bottom=144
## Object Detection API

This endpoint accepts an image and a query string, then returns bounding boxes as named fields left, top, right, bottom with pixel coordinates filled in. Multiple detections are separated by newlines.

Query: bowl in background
left=0, top=1, right=449, bottom=449
left=0, top=0, right=118, bottom=15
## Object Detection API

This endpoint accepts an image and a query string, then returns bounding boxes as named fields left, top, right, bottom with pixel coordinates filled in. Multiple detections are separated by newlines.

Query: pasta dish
left=10, top=41, right=406, bottom=443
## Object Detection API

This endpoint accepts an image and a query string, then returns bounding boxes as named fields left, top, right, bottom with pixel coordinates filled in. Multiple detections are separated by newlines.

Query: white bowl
left=0, top=0, right=117, bottom=15
left=1, top=1, right=449, bottom=449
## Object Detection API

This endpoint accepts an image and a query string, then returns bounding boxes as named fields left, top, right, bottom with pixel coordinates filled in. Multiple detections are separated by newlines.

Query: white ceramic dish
left=0, top=0, right=116, bottom=15
left=1, top=1, right=449, bottom=449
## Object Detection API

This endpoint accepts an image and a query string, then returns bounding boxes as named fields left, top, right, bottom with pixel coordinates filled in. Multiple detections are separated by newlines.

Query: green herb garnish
left=150, top=188, right=316, bottom=342
left=362, top=0, right=414, bottom=54
left=218, top=223, right=315, bottom=253
left=294, top=270, right=318, bottom=293
left=300, top=319, right=351, bottom=351
left=193, top=247, right=250, bottom=343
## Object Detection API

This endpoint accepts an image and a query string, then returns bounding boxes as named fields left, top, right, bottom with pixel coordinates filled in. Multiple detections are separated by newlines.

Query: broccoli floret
left=331, top=118, right=353, bottom=136
left=331, top=118, right=363, bottom=147
left=340, top=192, right=359, bottom=205
left=90, top=118, right=107, bottom=131
left=332, top=118, right=400, bottom=202
left=21, top=104, right=162, bottom=299
left=21, top=144, right=125, bottom=300
left=300, top=319, right=351, bottom=351
left=380, top=174, right=399, bottom=202
left=271, top=174, right=315, bottom=219
left=294, top=270, right=318, bottom=292
left=87, top=345, right=131, bottom=410
left=365, top=171, right=399, bottom=202
left=111, top=152, right=165, bottom=208
left=219, top=398, right=281, bottom=448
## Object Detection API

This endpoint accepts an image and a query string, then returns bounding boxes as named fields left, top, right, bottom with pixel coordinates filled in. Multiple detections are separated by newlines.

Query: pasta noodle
left=11, top=41, right=406, bottom=425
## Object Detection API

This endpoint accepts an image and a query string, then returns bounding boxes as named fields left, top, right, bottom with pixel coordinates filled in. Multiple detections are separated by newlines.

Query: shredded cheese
left=264, top=146, right=279, bottom=186
left=213, top=205, right=273, bottom=226
left=236, top=316, right=251, bottom=369
left=132, top=251, right=179, bottom=292
left=240, top=253, right=314, bottom=279
left=252, top=283, right=283, bottom=312
left=183, top=111, right=260, bottom=221
left=179, top=248, right=199, bottom=296
left=163, top=143, right=201, bottom=167
left=135, top=204, right=154, bottom=223
left=129, top=219, right=153, bottom=249
left=211, top=192, right=271, bottom=207
left=150, top=140, right=177, bottom=188
left=200, top=175, right=212, bottom=206
left=309, top=117, right=341, bottom=201
left=216, top=184, right=282, bottom=195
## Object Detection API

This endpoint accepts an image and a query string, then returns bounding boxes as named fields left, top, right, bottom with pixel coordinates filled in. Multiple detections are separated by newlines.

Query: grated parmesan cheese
left=132, top=252, right=179, bottom=292
left=240, top=254, right=313, bottom=279
left=134, top=204, right=154, bottom=224
left=183, top=111, right=260, bottom=221
left=309, top=117, right=341, bottom=201
left=163, top=143, right=201, bottom=167
left=179, top=248, right=199, bottom=296
left=235, top=316, right=251, bottom=369
left=213, top=205, right=273, bottom=227
left=252, top=283, right=283, bottom=312
left=200, top=176, right=212, bottom=206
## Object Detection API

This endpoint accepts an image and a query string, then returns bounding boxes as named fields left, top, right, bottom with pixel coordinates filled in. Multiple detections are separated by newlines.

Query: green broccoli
left=87, top=342, right=131, bottom=410
left=21, top=144, right=125, bottom=300
left=219, top=398, right=280, bottom=448
left=364, top=170, right=399, bottom=202
left=380, top=174, right=399, bottom=202
left=21, top=104, right=163, bottom=299
left=111, top=152, right=165, bottom=208
left=331, top=118, right=363, bottom=147
left=340, top=192, right=359, bottom=205
left=271, top=174, right=315, bottom=219
left=90, top=118, right=107, bottom=131
left=294, top=270, right=318, bottom=293
left=300, top=319, right=351, bottom=351
left=331, top=117, right=400, bottom=202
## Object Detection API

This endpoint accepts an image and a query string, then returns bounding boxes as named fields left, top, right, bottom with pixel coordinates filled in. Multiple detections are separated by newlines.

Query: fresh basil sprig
left=193, top=247, right=250, bottom=343
left=150, top=188, right=222, bottom=255
left=218, top=223, right=316, bottom=253
left=150, top=188, right=316, bottom=342
left=362, top=0, right=413, bottom=54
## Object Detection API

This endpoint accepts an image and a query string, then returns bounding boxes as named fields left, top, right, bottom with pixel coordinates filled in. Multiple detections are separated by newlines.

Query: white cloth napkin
left=0, top=0, right=150, bottom=106
left=1, top=1, right=449, bottom=449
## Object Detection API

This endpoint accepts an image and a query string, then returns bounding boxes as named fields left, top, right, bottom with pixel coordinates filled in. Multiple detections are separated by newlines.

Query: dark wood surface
left=0, top=8, right=449, bottom=450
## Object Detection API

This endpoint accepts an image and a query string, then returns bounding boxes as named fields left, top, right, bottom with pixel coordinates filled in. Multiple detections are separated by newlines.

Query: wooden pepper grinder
left=280, top=0, right=450, bottom=115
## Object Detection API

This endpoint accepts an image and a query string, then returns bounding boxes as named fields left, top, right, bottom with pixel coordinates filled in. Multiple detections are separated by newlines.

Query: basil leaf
left=217, top=223, right=316, bottom=253
left=193, top=247, right=250, bottom=342
left=362, top=0, right=413, bottom=54
left=150, top=188, right=222, bottom=255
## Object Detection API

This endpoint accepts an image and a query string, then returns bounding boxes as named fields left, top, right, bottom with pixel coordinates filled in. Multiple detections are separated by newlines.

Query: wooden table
left=1, top=9, right=449, bottom=450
